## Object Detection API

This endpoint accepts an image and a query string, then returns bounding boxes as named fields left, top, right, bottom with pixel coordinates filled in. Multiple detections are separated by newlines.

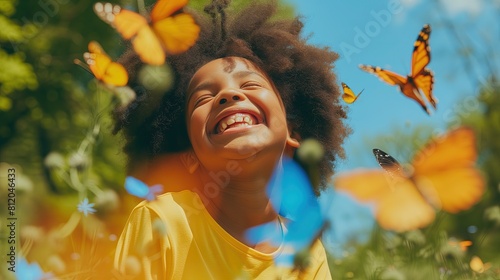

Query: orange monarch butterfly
left=341, top=82, right=364, bottom=104
left=93, top=0, right=200, bottom=66
left=359, top=24, right=437, bottom=115
left=333, top=127, right=485, bottom=232
left=80, top=41, right=129, bottom=87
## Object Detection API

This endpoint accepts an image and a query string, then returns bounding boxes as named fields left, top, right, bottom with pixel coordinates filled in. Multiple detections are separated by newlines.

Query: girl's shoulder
left=134, top=190, right=206, bottom=224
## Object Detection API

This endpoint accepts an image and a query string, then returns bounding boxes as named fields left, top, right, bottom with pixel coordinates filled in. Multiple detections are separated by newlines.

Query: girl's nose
left=215, top=88, right=245, bottom=105
left=219, top=95, right=241, bottom=104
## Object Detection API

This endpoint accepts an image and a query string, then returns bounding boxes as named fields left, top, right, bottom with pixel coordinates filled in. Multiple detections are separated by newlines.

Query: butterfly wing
left=359, top=65, right=407, bottom=87
left=341, top=82, right=363, bottom=104
left=125, top=176, right=150, bottom=199
left=359, top=64, right=430, bottom=114
left=153, top=13, right=201, bottom=55
left=84, top=42, right=111, bottom=81
left=401, top=83, right=430, bottom=114
left=248, top=156, right=325, bottom=266
left=333, top=169, right=435, bottom=232
left=414, top=68, right=437, bottom=108
left=411, top=24, right=431, bottom=77
left=99, top=61, right=129, bottom=86
left=334, top=169, right=392, bottom=202
left=470, top=256, right=491, bottom=273
left=85, top=41, right=128, bottom=86
left=470, top=256, right=484, bottom=273
left=145, top=184, right=164, bottom=201
left=372, top=148, right=405, bottom=178
left=411, top=24, right=436, bottom=110
left=87, top=40, right=106, bottom=55
left=94, top=3, right=147, bottom=39
left=112, top=9, right=168, bottom=64
left=376, top=178, right=436, bottom=232
left=411, top=127, right=485, bottom=213
left=132, top=27, right=166, bottom=65
left=94, top=2, right=165, bottom=65
left=150, top=0, right=188, bottom=22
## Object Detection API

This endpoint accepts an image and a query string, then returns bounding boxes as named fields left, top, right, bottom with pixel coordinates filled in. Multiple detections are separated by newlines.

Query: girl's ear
left=286, top=134, right=300, bottom=148
left=284, top=130, right=301, bottom=157
left=180, top=150, right=200, bottom=174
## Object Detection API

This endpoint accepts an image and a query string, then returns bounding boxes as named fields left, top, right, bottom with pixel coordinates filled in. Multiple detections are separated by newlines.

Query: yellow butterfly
left=359, top=24, right=436, bottom=115
left=94, top=0, right=200, bottom=65
left=75, top=41, right=136, bottom=107
left=333, top=127, right=485, bottom=232
left=470, top=256, right=491, bottom=273
left=341, top=82, right=364, bottom=104
left=82, top=41, right=129, bottom=87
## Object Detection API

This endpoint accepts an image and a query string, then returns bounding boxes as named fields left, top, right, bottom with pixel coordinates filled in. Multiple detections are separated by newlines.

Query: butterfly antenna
left=357, top=89, right=365, bottom=99
left=204, top=0, right=230, bottom=47
left=217, top=0, right=230, bottom=42
left=204, top=2, right=217, bottom=30
left=73, top=58, right=92, bottom=75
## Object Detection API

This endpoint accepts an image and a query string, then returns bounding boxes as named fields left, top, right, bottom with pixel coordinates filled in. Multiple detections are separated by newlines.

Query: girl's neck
left=195, top=168, right=282, bottom=252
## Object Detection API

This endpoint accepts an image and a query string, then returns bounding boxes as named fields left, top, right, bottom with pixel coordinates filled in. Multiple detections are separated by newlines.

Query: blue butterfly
left=125, top=176, right=163, bottom=201
left=246, top=156, right=326, bottom=266
left=16, top=257, right=53, bottom=280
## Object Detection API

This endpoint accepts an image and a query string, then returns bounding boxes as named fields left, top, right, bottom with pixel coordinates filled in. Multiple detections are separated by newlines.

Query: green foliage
left=0, top=0, right=126, bottom=186
left=330, top=223, right=499, bottom=279
left=188, top=0, right=296, bottom=19
left=457, top=79, right=500, bottom=262
left=0, top=0, right=38, bottom=111
left=0, top=50, right=38, bottom=104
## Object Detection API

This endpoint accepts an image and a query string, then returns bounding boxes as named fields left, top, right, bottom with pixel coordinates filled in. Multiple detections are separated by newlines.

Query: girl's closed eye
left=241, top=81, right=263, bottom=90
left=193, top=93, right=214, bottom=108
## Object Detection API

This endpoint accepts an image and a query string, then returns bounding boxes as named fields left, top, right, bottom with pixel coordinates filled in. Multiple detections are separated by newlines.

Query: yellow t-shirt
left=114, top=190, right=332, bottom=279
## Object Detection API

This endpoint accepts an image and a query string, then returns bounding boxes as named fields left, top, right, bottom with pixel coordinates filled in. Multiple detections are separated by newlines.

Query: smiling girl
left=112, top=1, right=349, bottom=279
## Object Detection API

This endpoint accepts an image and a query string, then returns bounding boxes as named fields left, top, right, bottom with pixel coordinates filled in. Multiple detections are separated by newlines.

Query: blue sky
left=286, top=0, right=500, bottom=255
left=288, top=0, right=500, bottom=170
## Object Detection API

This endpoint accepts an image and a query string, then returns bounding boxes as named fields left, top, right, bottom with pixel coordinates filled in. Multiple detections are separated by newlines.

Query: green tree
left=457, top=79, right=500, bottom=262
left=0, top=4, right=37, bottom=112
left=1, top=0, right=127, bottom=194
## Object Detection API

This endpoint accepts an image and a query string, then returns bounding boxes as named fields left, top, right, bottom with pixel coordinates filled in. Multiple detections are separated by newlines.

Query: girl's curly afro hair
left=113, top=0, right=350, bottom=193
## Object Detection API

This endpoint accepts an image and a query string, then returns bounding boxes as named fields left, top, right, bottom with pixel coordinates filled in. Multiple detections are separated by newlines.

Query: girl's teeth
left=217, top=113, right=257, bottom=133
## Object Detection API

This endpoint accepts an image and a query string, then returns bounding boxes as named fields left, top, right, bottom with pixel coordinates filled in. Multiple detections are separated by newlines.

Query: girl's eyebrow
left=233, top=70, right=267, bottom=80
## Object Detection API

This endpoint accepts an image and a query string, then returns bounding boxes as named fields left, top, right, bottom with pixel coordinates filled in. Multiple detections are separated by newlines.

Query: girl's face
left=186, top=57, right=298, bottom=170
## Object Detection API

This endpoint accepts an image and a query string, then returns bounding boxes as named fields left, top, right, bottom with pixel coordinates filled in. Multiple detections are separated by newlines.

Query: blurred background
left=0, top=0, right=499, bottom=279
